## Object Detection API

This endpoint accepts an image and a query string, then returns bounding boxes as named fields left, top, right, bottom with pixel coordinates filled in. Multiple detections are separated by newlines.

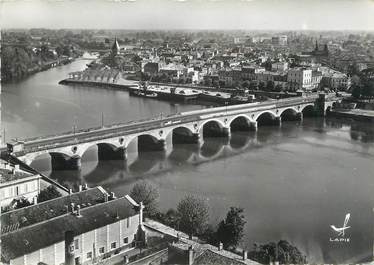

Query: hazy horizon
left=1, top=0, right=374, bottom=31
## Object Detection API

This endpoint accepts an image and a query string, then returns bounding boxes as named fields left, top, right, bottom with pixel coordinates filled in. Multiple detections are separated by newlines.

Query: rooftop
left=1, top=194, right=139, bottom=262
left=0, top=164, right=39, bottom=185
left=1, top=186, right=107, bottom=233
left=145, top=220, right=260, bottom=265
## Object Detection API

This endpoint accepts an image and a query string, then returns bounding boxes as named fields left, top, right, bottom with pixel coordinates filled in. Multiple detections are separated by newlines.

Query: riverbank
left=59, top=78, right=259, bottom=105
left=2, top=56, right=77, bottom=84
left=330, top=108, right=374, bottom=122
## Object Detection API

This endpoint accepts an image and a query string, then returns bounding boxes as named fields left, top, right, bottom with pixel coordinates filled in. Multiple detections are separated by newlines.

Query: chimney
left=33, top=196, right=38, bottom=205
left=14, top=164, right=20, bottom=171
left=70, top=203, right=75, bottom=213
left=69, top=189, right=73, bottom=194
left=242, top=250, right=248, bottom=261
left=218, top=242, right=223, bottom=251
left=64, top=231, right=75, bottom=265
left=78, top=185, right=82, bottom=192
left=139, top=201, right=144, bottom=225
left=83, top=183, right=89, bottom=190
left=110, top=192, right=116, bottom=200
left=104, top=193, right=109, bottom=202
left=188, top=245, right=194, bottom=265
left=76, top=205, right=81, bottom=216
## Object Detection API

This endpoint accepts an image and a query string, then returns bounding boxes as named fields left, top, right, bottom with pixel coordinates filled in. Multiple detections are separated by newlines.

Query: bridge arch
left=79, top=142, right=125, bottom=161
left=301, top=104, right=315, bottom=116
left=280, top=107, right=300, bottom=121
left=229, top=114, right=252, bottom=131
left=256, top=111, right=277, bottom=126
left=165, top=126, right=197, bottom=145
left=126, top=133, right=165, bottom=154
left=199, top=119, right=228, bottom=138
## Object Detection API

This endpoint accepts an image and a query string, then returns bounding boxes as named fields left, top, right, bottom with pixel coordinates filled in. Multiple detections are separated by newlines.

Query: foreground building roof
left=1, top=186, right=107, bottom=232
left=1, top=188, right=139, bottom=262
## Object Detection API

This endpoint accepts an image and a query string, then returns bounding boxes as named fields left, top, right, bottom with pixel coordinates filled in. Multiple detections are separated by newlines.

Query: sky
left=1, top=0, right=374, bottom=31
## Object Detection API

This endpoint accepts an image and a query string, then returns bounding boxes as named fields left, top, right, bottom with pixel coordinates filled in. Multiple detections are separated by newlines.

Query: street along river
left=2, top=57, right=374, bottom=263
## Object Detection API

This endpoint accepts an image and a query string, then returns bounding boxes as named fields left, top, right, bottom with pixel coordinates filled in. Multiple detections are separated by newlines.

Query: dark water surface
left=2, top=58, right=374, bottom=263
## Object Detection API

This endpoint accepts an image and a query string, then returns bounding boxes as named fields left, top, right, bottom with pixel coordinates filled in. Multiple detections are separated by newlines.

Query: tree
left=154, top=208, right=180, bottom=228
left=14, top=198, right=32, bottom=209
left=258, top=81, right=265, bottom=91
left=351, top=84, right=362, bottom=99
left=215, top=207, right=246, bottom=249
left=266, top=81, right=275, bottom=92
left=177, top=195, right=209, bottom=239
left=37, top=186, right=62, bottom=203
left=274, top=84, right=283, bottom=92
left=130, top=180, right=160, bottom=217
left=248, top=240, right=306, bottom=264
left=361, top=79, right=374, bottom=99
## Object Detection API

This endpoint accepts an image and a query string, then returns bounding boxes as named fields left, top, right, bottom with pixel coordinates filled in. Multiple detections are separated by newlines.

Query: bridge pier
left=297, top=112, right=303, bottom=121
left=51, top=154, right=82, bottom=171
left=98, top=145, right=127, bottom=161
left=222, top=127, right=231, bottom=138
left=275, top=116, right=282, bottom=126
left=249, top=121, right=258, bottom=131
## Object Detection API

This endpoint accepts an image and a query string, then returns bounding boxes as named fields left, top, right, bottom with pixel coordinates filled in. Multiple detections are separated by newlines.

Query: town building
left=143, top=62, right=160, bottom=75
left=0, top=163, right=41, bottom=209
left=271, top=62, right=289, bottom=72
left=287, top=68, right=313, bottom=91
left=159, top=64, right=186, bottom=79
left=322, top=72, right=351, bottom=91
left=311, top=70, right=323, bottom=90
left=0, top=187, right=145, bottom=265
left=272, top=35, right=287, bottom=46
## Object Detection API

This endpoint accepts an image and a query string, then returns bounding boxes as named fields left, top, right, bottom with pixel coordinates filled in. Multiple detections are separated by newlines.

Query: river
left=2, top=57, right=374, bottom=263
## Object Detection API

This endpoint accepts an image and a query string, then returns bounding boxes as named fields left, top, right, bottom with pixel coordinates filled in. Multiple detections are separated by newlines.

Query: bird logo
left=330, top=213, right=351, bottom=237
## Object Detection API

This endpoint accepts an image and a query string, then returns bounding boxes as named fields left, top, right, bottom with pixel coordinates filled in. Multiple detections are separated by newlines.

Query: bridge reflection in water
left=29, top=113, right=374, bottom=191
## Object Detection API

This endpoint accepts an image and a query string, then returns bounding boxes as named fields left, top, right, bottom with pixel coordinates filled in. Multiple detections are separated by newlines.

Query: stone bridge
left=7, top=93, right=339, bottom=171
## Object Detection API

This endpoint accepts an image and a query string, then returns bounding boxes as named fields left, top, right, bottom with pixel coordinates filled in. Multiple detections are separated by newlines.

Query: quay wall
left=330, top=110, right=374, bottom=122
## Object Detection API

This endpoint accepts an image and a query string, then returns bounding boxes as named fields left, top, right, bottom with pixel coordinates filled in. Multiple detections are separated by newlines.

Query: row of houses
left=141, top=60, right=350, bottom=92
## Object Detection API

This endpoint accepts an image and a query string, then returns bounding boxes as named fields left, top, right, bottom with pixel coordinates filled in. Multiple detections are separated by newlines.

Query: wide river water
left=2, top=58, right=374, bottom=263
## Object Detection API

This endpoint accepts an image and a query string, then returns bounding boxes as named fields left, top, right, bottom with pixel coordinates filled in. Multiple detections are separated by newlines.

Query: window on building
left=123, top=237, right=129, bottom=244
left=99, top=247, right=105, bottom=254
left=15, top=186, right=19, bottom=196
left=111, top=242, right=117, bottom=249
left=127, top=217, right=130, bottom=228
left=86, top=252, right=92, bottom=259
left=74, top=239, right=79, bottom=250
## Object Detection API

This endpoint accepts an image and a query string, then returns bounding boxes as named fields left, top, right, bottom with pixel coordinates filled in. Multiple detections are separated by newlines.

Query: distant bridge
left=7, top=93, right=339, bottom=171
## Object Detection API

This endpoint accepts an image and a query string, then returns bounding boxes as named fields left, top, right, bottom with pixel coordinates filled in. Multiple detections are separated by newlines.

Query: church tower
left=111, top=37, right=120, bottom=57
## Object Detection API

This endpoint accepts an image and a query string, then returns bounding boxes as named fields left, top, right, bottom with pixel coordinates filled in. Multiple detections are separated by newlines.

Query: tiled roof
left=1, top=195, right=139, bottom=262
left=1, top=187, right=107, bottom=232
left=0, top=167, right=38, bottom=185
left=170, top=240, right=260, bottom=265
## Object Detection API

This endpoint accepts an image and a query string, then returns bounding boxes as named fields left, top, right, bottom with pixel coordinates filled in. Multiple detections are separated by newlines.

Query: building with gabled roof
left=0, top=163, right=41, bottom=209
left=1, top=187, right=145, bottom=265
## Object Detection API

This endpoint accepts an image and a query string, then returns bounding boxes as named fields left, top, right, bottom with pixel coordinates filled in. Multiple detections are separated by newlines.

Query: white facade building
left=287, top=68, right=313, bottom=91
left=0, top=164, right=41, bottom=209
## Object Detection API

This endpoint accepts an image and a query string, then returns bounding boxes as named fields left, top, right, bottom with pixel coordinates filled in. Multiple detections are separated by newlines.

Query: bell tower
left=111, top=37, right=120, bottom=57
